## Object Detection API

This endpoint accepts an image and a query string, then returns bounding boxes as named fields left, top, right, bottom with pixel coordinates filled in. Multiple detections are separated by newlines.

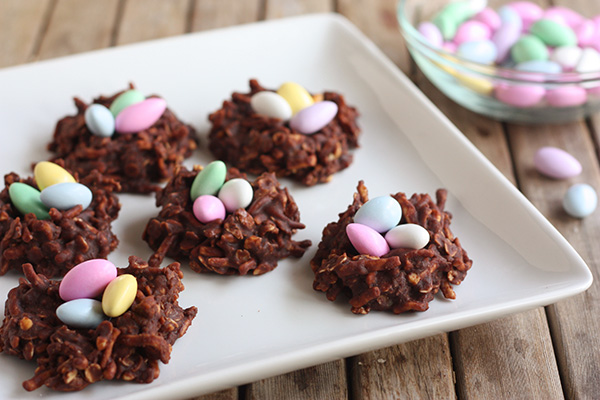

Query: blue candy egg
left=515, top=60, right=562, bottom=74
left=354, top=196, right=402, bottom=233
left=563, top=183, right=597, bottom=218
left=457, top=40, right=498, bottom=64
left=56, top=298, right=106, bottom=329
left=40, top=182, right=93, bottom=211
left=84, top=103, right=115, bottom=137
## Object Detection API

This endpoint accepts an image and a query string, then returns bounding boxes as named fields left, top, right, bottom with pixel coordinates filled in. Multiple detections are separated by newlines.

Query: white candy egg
left=218, top=178, right=254, bottom=212
left=250, top=91, right=293, bottom=120
left=385, top=224, right=430, bottom=250
left=84, top=104, right=115, bottom=137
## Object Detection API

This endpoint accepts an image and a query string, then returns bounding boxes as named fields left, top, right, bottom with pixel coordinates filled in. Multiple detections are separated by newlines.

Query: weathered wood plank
left=116, top=0, right=190, bottom=45
left=0, top=0, right=52, bottom=67
left=264, top=0, right=333, bottom=18
left=36, top=0, right=120, bottom=60
left=190, top=0, right=263, bottom=31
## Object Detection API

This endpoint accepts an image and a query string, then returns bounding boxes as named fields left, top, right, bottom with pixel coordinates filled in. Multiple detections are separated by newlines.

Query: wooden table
left=2, top=0, right=600, bottom=399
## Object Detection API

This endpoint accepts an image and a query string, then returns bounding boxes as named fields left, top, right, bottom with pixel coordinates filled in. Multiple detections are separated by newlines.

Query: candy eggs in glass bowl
left=397, top=0, right=600, bottom=123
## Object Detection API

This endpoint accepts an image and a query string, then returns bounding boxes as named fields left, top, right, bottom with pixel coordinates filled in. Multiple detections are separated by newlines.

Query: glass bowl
left=397, top=0, right=600, bottom=123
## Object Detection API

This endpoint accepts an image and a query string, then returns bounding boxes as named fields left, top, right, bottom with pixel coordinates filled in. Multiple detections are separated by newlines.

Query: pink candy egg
left=115, top=97, right=167, bottom=134
left=473, top=8, right=502, bottom=31
left=193, top=195, right=226, bottom=223
left=574, top=20, right=596, bottom=47
left=453, top=21, right=492, bottom=46
left=534, top=147, right=582, bottom=179
left=289, top=100, right=338, bottom=135
left=494, top=83, right=545, bottom=107
left=546, top=87, right=587, bottom=107
left=346, top=223, right=390, bottom=258
left=59, top=259, right=118, bottom=301
left=544, top=6, right=584, bottom=29
left=508, top=1, right=544, bottom=30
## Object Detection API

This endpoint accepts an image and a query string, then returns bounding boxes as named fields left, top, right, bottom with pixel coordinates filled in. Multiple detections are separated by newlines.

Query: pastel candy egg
left=544, top=7, right=584, bottom=29
left=510, top=35, right=549, bottom=64
left=453, top=21, right=492, bottom=46
left=354, top=196, right=402, bottom=233
left=455, top=72, right=494, bottom=95
left=575, top=48, right=600, bottom=73
left=494, top=83, right=545, bottom=107
left=417, top=22, right=443, bottom=48
left=492, top=19, right=522, bottom=63
left=34, top=161, right=76, bottom=190
left=563, top=184, right=597, bottom=218
left=457, top=40, right=497, bottom=64
left=433, top=1, right=477, bottom=40
left=515, top=60, right=562, bottom=74
left=529, top=19, right=577, bottom=47
left=276, top=82, right=314, bottom=115
left=109, top=89, right=145, bottom=117
left=59, top=259, right=118, bottom=301
left=550, top=46, right=583, bottom=70
left=508, top=1, right=544, bottom=30
left=102, top=274, right=138, bottom=318
left=534, top=147, right=582, bottom=179
left=40, top=182, right=93, bottom=211
left=115, top=97, right=167, bottom=134
left=193, top=195, right=226, bottom=223
left=473, top=8, right=502, bottom=31
left=190, top=160, right=227, bottom=200
left=546, top=87, right=587, bottom=107
left=498, top=5, right=523, bottom=29
left=84, top=104, right=115, bottom=137
left=574, top=20, right=596, bottom=47
left=56, top=299, right=106, bottom=329
left=217, top=178, right=253, bottom=212
left=250, top=91, right=293, bottom=120
left=289, top=101, right=338, bottom=135
left=346, top=223, right=390, bottom=258
left=8, top=182, right=50, bottom=220
left=385, top=224, right=430, bottom=250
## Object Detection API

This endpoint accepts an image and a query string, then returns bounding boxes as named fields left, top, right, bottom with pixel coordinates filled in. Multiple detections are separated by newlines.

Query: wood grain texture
left=116, top=0, right=190, bottom=45
left=265, top=0, right=334, bottom=18
left=190, top=0, right=263, bottom=31
left=36, top=0, right=120, bottom=60
left=0, top=0, right=52, bottom=67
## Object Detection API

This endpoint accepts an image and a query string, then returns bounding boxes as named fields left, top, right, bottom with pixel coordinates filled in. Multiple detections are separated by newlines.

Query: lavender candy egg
left=218, top=178, right=254, bottom=212
left=115, top=97, right=167, bottom=134
left=289, top=101, right=338, bottom=135
left=417, top=22, right=443, bottom=48
left=346, top=223, right=390, bottom=258
left=56, top=298, right=106, bottom=329
left=40, top=182, right=93, bottom=211
left=250, top=91, right=293, bottom=120
left=354, top=196, right=402, bottom=233
left=193, top=195, right=226, bottom=223
left=534, top=147, right=582, bottom=179
left=563, top=184, right=597, bottom=218
left=84, top=104, right=115, bottom=137
left=59, top=259, right=118, bottom=301
left=385, top=224, right=430, bottom=250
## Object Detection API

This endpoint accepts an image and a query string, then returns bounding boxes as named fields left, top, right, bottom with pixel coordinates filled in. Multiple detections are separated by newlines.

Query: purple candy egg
left=289, top=100, right=338, bottom=135
left=534, top=147, right=582, bottom=179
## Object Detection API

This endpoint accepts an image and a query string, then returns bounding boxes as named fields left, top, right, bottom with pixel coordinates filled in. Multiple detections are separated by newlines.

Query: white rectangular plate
left=0, top=13, right=592, bottom=400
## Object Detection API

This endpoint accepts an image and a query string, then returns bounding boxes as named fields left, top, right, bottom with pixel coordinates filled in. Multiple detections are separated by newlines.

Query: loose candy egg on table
left=250, top=91, right=293, bottom=120
left=193, top=195, right=226, bottom=223
left=385, top=224, right=430, bottom=250
left=59, top=259, right=118, bottom=301
left=354, top=196, right=402, bottom=233
left=56, top=298, right=106, bottom=329
left=218, top=178, right=253, bottom=213
left=109, top=89, right=145, bottom=117
left=115, top=97, right=167, bottom=134
left=84, top=104, right=115, bottom=137
left=40, top=182, right=93, bottom=210
left=533, top=147, right=582, bottom=179
left=190, top=160, right=227, bottom=200
left=346, top=223, right=390, bottom=258
left=276, top=82, right=314, bottom=115
left=8, top=182, right=50, bottom=220
left=102, top=274, right=138, bottom=318
left=34, top=161, right=76, bottom=190
left=563, top=183, right=597, bottom=218
left=289, top=101, right=339, bottom=135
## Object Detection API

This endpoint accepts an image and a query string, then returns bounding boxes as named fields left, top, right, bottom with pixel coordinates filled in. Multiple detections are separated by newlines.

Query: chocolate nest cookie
left=48, top=85, right=199, bottom=193
left=0, top=167, right=120, bottom=279
left=311, top=181, right=472, bottom=314
left=0, top=256, right=197, bottom=392
left=143, top=165, right=311, bottom=275
left=208, top=79, right=360, bottom=186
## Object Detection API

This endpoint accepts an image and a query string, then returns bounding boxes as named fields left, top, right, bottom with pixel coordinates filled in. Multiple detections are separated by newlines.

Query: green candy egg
left=530, top=19, right=577, bottom=47
left=190, top=161, right=227, bottom=200
left=433, top=1, right=477, bottom=40
left=109, top=89, right=145, bottom=117
left=511, top=35, right=549, bottom=64
left=9, top=182, right=50, bottom=220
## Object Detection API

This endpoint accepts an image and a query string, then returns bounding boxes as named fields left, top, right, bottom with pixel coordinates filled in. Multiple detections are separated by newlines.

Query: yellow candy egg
left=276, top=82, right=314, bottom=115
left=102, top=274, right=138, bottom=318
left=34, top=161, right=76, bottom=191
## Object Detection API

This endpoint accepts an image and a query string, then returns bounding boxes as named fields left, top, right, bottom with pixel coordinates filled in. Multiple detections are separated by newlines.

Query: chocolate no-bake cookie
left=48, top=85, right=199, bottom=193
left=311, top=181, right=472, bottom=314
left=0, top=166, right=120, bottom=278
left=208, top=79, right=360, bottom=186
left=0, top=256, right=197, bottom=392
left=143, top=164, right=311, bottom=275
